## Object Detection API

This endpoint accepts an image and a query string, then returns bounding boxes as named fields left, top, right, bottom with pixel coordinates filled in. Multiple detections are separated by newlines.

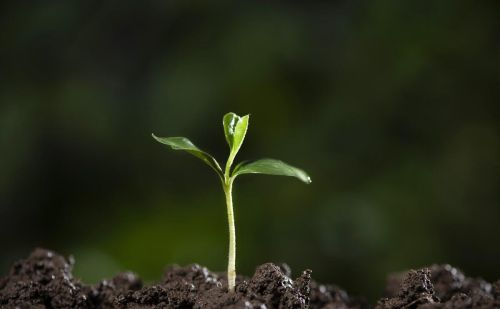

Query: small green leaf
left=232, top=158, right=312, bottom=184
left=223, top=113, right=250, bottom=174
left=152, top=134, right=223, bottom=179
left=223, top=113, right=238, bottom=149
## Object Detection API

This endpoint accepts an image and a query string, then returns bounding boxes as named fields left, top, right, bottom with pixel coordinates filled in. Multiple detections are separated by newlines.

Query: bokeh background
left=1, top=1, right=499, bottom=301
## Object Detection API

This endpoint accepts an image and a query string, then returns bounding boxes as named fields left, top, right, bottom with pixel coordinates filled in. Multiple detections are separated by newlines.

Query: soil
left=377, top=265, right=500, bottom=309
left=0, top=249, right=499, bottom=308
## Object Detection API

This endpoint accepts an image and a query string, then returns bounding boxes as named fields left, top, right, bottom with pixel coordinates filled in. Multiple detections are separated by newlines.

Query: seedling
left=152, top=112, right=311, bottom=292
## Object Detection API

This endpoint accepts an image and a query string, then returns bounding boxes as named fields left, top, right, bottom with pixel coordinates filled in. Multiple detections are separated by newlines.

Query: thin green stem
left=225, top=155, right=235, bottom=178
left=223, top=177, right=236, bottom=292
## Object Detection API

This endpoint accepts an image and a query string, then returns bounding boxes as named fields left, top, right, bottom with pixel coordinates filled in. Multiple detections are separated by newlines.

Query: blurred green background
left=1, top=1, right=499, bottom=301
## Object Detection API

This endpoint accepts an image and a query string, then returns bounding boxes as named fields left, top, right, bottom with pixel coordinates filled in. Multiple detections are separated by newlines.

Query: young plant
left=152, top=112, right=311, bottom=292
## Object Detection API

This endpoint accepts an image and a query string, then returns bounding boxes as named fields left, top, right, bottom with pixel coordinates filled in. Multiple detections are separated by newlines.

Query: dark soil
left=377, top=265, right=500, bottom=309
left=1, top=249, right=499, bottom=308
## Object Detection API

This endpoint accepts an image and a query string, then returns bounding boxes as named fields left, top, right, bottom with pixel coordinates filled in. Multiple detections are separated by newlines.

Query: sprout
left=152, top=112, right=311, bottom=292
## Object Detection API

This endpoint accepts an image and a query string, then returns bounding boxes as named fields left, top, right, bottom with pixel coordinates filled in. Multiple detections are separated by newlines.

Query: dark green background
left=1, top=1, right=499, bottom=301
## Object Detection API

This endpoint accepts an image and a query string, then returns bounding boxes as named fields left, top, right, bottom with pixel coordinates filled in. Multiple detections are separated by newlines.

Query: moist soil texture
left=0, top=249, right=498, bottom=309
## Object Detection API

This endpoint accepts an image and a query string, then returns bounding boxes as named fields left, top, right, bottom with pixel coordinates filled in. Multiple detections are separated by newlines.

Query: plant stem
left=223, top=178, right=236, bottom=292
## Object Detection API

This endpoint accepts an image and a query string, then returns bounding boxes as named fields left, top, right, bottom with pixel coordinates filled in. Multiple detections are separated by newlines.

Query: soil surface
left=377, top=265, right=500, bottom=309
left=0, top=249, right=499, bottom=308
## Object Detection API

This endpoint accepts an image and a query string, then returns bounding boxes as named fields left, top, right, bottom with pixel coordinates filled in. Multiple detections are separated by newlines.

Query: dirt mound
left=377, top=264, right=500, bottom=308
left=0, top=248, right=91, bottom=308
left=0, top=248, right=361, bottom=308
left=2, top=248, right=499, bottom=308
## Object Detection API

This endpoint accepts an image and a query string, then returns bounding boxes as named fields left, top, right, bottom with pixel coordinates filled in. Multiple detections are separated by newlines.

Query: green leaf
left=223, top=113, right=238, bottom=149
left=232, top=158, right=312, bottom=184
left=152, top=134, right=223, bottom=179
left=223, top=113, right=250, bottom=173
